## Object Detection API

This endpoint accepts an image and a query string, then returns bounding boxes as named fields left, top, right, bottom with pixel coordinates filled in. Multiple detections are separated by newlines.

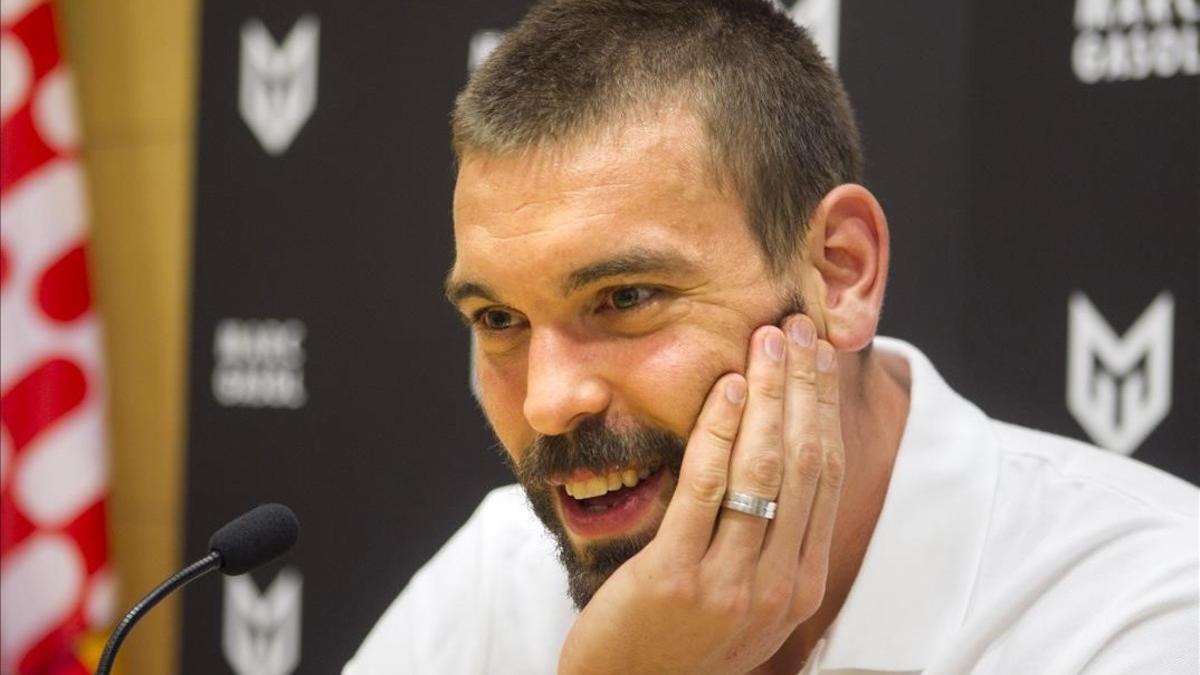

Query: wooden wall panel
left=58, top=1, right=196, bottom=672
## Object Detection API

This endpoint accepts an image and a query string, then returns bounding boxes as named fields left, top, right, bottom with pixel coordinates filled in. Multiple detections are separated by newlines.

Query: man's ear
left=804, top=184, right=889, bottom=352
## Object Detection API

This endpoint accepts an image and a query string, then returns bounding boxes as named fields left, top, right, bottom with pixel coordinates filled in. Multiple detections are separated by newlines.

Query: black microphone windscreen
left=208, top=503, right=299, bottom=575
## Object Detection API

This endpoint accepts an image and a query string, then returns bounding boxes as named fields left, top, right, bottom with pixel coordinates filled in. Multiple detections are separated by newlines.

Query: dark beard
left=503, top=416, right=686, bottom=609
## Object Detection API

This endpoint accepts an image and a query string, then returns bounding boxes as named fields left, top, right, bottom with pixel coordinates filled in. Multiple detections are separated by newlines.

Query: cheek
left=616, top=330, right=741, bottom=436
left=476, top=354, right=531, bottom=457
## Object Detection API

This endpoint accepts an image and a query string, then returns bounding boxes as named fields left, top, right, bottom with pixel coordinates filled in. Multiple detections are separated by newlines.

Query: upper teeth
left=564, top=467, right=652, bottom=499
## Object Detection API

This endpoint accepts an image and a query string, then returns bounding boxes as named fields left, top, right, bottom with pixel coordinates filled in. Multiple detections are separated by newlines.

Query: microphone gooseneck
left=94, top=551, right=222, bottom=675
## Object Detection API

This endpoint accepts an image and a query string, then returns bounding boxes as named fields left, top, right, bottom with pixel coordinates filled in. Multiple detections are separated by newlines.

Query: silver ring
left=721, top=491, right=777, bottom=520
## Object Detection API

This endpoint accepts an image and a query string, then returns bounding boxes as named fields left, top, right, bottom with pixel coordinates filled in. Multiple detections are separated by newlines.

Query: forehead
left=449, top=114, right=758, bottom=293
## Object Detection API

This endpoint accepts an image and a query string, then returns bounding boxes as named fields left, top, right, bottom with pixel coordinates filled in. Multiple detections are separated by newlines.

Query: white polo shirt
left=344, top=338, right=1200, bottom=674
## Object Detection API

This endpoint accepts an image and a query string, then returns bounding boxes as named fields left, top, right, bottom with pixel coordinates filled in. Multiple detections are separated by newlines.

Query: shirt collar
left=815, top=337, right=1001, bottom=672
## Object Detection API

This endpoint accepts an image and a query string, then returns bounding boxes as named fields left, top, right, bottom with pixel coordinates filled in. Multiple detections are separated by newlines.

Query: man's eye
left=474, top=308, right=520, bottom=331
left=606, top=286, right=656, bottom=311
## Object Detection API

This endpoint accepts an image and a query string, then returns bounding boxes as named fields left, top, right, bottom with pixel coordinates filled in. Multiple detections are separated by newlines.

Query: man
left=346, top=1, right=1199, bottom=672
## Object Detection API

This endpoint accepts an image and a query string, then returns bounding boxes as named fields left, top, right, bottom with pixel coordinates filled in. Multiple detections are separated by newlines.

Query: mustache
left=509, top=416, right=687, bottom=485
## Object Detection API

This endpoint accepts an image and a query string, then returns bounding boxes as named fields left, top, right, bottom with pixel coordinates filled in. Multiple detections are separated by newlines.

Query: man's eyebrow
left=444, top=276, right=500, bottom=306
left=562, top=248, right=699, bottom=295
left=444, top=247, right=700, bottom=306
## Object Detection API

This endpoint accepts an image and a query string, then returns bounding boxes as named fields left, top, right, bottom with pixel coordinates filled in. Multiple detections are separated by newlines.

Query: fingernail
left=817, top=343, right=836, bottom=372
left=725, top=378, right=746, bottom=404
left=789, top=320, right=815, bottom=347
left=764, top=331, right=785, bottom=361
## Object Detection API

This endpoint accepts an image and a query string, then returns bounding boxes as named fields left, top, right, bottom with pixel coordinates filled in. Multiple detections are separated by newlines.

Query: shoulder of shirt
left=473, top=483, right=555, bottom=540
left=986, top=418, right=1198, bottom=524
left=478, top=482, right=538, bottom=516
left=406, top=483, right=559, bottom=586
left=343, top=485, right=567, bottom=674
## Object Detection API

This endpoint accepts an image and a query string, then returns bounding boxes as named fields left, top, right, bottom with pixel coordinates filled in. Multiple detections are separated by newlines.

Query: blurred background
left=1, top=0, right=1195, bottom=673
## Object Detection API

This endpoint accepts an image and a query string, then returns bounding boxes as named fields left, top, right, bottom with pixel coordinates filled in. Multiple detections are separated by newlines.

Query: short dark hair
left=452, top=0, right=864, bottom=274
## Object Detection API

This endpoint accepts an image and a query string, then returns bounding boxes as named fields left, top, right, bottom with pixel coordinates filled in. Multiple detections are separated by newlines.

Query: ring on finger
left=721, top=491, right=778, bottom=520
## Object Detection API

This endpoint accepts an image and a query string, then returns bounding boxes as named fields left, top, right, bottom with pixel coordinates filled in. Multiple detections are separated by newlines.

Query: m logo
left=1067, top=291, right=1174, bottom=456
left=775, top=0, right=842, bottom=67
left=223, top=568, right=303, bottom=675
left=239, top=15, right=320, bottom=156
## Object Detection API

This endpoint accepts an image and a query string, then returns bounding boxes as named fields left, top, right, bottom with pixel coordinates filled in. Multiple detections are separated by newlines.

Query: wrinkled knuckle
left=790, top=577, right=828, bottom=620
left=821, top=448, right=846, bottom=489
left=789, top=364, right=818, bottom=387
left=688, top=468, right=728, bottom=506
left=759, top=581, right=793, bottom=619
left=746, top=450, right=784, bottom=493
left=788, top=594, right=822, bottom=623
left=755, top=376, right=785, bottom=401
left=794, top=441, right=824, bottom=483
left=702, top=420, right=738, bottom=447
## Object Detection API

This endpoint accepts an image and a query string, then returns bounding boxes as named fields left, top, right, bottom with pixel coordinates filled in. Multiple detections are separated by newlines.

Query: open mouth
left=563, top=464, right=658, bottom=500
left=555, top=464, right=667, bottom=538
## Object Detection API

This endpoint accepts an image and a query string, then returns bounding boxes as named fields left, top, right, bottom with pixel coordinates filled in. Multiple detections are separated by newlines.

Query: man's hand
left=558, top=315, right=846, bottom=675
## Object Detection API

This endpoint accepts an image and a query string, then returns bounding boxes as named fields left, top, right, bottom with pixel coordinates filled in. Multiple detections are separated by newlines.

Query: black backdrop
left=182, top=2, right=1198, bottom=673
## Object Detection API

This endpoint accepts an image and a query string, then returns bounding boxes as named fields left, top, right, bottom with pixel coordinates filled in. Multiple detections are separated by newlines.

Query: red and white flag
left=0, top=0, right=115, bottom=673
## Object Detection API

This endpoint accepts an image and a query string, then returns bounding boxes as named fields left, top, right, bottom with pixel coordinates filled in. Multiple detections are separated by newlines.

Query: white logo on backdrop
left=213, top=318, right=308, bottom=409
left=775, top=0, right=841, bottom=67
left=1072, top=0, right=1199, bottom=83
left=1067, top=291, right=1174, bottom=456
left=239, top=15, right=320, bottom=155
left=467, top=0, right=842, bottom=76
left=223, top=568, right=303, bottom=675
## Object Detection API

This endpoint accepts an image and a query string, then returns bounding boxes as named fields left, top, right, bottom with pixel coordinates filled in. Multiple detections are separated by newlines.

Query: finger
left=759, top=314, right=822, bottom=579
left=709, top=325, right=788, bottom=569
left=793, top=342, right=845, bottom=610
left=656, top=372, right=747, bottom=562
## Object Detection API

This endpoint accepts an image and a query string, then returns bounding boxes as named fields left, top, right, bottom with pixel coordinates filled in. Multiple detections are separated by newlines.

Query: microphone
left=94, top=503, right=299, bottom=675
left=207, top=502, right=301, bottom=575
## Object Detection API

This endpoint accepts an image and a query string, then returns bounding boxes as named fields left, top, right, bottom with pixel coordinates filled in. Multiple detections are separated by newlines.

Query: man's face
left=448, top=112, right=802, bottom=607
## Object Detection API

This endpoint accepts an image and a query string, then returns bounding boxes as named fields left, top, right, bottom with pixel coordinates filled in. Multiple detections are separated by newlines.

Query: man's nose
left=522, top=328, right=611, bottom=437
